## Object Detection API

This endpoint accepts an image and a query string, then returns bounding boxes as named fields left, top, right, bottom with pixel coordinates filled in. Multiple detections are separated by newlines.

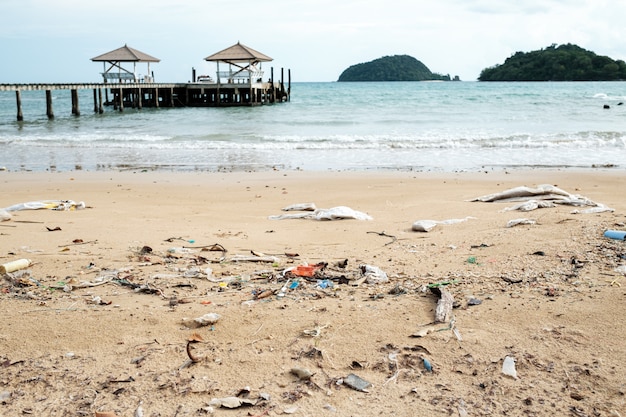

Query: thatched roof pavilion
left=91, top=44, right=160, bottom=83
left=205, top=42, right=272, bottom=84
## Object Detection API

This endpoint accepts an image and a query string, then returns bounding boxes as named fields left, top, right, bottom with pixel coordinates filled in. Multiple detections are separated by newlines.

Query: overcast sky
left=1, top=0, right=625, bottom=83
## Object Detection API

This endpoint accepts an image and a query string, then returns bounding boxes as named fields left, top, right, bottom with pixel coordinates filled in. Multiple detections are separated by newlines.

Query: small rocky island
left=337, top=55, right=457, bottom=82
left=479, top=43, right=626, bottom=81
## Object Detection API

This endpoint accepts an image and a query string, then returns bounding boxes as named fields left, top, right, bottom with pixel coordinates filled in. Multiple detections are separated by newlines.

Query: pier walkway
left=0, top=73, right=290, bottom=121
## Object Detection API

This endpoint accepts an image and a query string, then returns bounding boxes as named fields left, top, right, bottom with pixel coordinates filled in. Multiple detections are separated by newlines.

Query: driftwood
left=432, top=288, right=454, bottom=323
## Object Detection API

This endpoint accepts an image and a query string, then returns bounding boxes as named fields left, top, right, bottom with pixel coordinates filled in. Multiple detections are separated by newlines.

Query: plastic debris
left=343, top=373, right=372, bottom=392
left=282, top=202, right=317, bottom=211
left=0, top=258, right=32, bottom=275
left=3, top=200, right=85, bottom=211
left=412, top=216, right=475, bottom=232
left=192, top=312, right=221, bottom=326
left=506, top=218, right=536, bottom=228
left=269, top=205, right=372, bottom=221
left=0, top=209, right=10, bottom=221
left=360, top=264, right=388, bottom=284
left=423, top=358, right=433, bottom=372
left=208, top=396, right=256, bottom=409
left=604, top=230, right=626, bottom=240
left=502, top=356, right=519, bottom=379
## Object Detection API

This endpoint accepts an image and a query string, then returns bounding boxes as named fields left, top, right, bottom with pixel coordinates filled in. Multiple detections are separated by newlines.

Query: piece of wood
left=435, top=289, right=454, bottom=323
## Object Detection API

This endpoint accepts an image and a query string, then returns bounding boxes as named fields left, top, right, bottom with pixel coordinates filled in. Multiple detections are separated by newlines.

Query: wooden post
left=137, top=87, right=142, bottom=110
left=288, top=69, right=291, bottom=101
left=155, top=88, right=159, bottom=108
left=271, top=67, right=275, bottom=103
left=93, top=89, right=98, bottom=113
left=119, top=87, right=124, bottom=112
left=98, top=88, right=104, bottom=113
left=170, top=88, right=174, bottom=107
left=16, top=90, right=23, bottom=121
left=46, top=90, right=54, bottom=119
left=71, top=89, right=80, bottom=116
left=281, top=67, right=285, bottom=100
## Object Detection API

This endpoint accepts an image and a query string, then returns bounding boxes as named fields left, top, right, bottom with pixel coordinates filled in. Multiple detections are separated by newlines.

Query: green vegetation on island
left=479, top=43, right=626, bottom=81
left=337, top=55, right=454, bottom=82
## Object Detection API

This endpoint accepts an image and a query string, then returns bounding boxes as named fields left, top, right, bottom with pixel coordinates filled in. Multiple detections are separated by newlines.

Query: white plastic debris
left=412, top=217, right=475, bottom=232
left=269, top=206, right=372, bottom=221
left=193, top=313, right=221, bottom=326
left=360, top=264, right=388, bottom=284
left=506, top=218, right=536, bottom=228
left=0, top=209, right=10, bottom=221
left=282, top=202, right=317, bottom=211
left=502, top=356, right=519, bottom=379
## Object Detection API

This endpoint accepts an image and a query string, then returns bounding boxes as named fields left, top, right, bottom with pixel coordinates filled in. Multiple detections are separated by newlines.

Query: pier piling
left=46, top=90, right=54, bottom=119
left=71, top=89, right=80, bottom=116
left=15, top=91, right=23, bottom=122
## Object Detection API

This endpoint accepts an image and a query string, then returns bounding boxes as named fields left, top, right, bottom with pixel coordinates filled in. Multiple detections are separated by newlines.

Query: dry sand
left=0, top=169, right=625, bottom=417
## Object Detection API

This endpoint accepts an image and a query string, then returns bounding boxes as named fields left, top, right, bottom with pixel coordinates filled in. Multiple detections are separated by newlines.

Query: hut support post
left=119, top=87, right=124, bottom=112
left=271, top=67, right=276, bottom=103
left=155, top=88, right=159, bottom=108
left=93, top=89, right=98, bottom=113
left=16, top=90, right=23, bottom=122
left=137, top=87, right=142, bottom=110
left=71, top=89, right=80, bottom=116
left=288, top=69, right=291, bottom=101
left=281, top=67, right=285, bottom=100
left=46, top=90, right=54, bottom=119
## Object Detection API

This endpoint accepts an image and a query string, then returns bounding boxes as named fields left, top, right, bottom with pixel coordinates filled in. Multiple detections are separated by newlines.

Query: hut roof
left=91, top=44, right=160, bottom=62
left=205, top=42, right=272, bottom=62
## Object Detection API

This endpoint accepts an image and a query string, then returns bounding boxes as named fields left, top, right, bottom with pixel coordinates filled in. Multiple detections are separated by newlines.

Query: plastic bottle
left=604, top=230, right=626, bottom=240
left=0, top=259, right=31, bottom=274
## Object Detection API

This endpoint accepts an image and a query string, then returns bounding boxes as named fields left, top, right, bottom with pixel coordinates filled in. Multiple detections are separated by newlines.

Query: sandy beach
left=0, top=168, right=625, bottom=416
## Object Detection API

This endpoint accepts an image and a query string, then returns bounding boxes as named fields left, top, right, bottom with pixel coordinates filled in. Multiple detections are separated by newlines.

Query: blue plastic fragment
left=423, top=358, right=432, bottom=372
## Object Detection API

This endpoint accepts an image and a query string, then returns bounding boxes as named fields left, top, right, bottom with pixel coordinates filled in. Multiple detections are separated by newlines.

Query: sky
left=1, top=0, right=625, bottom=83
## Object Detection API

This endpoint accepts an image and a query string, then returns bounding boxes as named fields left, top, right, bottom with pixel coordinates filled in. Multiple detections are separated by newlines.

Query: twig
left=367, top=231, right=397, bottom=246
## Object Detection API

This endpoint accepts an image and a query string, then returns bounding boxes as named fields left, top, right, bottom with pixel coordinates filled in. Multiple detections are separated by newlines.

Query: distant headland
left=479, top=43, right=626, bottom=81
left=337, top=55, right=459, bottom=82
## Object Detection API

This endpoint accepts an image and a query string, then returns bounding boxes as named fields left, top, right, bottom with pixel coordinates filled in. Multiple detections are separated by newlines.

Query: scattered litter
left=230, top=254, right=279, bottom=263
left=467, top=298, right=482, bottom=306
left=0, top=258, right=32, bottom=275
left=359, top=264, right=388, bottom=284
left=0, top=209, right=10, bottom=221
left=342, top=373, right=371, bottom=392
left=208, top=396, right=256, bottom=409
left=506, top=218, right=536, bottom=228
left=502, top=356, right=519, bottom=379
left=604, top=230, right=626, bottom=240
left=571, top=205, right=614, bottom=214
left=282, top=202, right=316, bottom=211
left=471, top=184, right=601, bottom=206
left=2, top=200, right=86, bottom=212
left=502, top=200, right=556, bottom=212
left=290, top=367, right=314, bottom=381
left=423, top=358, right=433, bottom=372
left=269, top=205, right=372, bottom=221
left=412, top=216, right=475, bottom=232
left=191, top=313, right=221, bottom=326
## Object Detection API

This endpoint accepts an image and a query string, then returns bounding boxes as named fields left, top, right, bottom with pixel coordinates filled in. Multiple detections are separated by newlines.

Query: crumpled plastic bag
left=412, top=216, right=475, bottom=232
left=269, top=206, right=372, bottom=221
left=3, top=200, right=85, bottom=212
left=360, top=264, right=388, bottom=284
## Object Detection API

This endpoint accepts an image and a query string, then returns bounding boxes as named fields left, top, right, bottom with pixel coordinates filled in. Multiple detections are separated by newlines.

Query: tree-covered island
left=479, top=43, right=626, bottom=81
left=337, top=55, right=456, bottom=82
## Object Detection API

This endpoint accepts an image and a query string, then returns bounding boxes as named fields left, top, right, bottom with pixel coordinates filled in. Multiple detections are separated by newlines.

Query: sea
left=0, top=81, right=624, bottom=172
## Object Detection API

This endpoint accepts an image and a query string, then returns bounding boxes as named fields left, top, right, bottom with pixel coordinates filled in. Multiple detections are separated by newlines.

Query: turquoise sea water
left=0, top=81, right=624, bottom=172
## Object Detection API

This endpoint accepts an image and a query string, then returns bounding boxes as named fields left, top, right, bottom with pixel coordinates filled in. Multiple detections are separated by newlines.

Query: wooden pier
left=0, top=69, right=290, bottom=121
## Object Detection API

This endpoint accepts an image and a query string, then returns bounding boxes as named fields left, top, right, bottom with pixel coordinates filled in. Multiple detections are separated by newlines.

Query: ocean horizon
left=0, top=81, right=624, bottom=173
